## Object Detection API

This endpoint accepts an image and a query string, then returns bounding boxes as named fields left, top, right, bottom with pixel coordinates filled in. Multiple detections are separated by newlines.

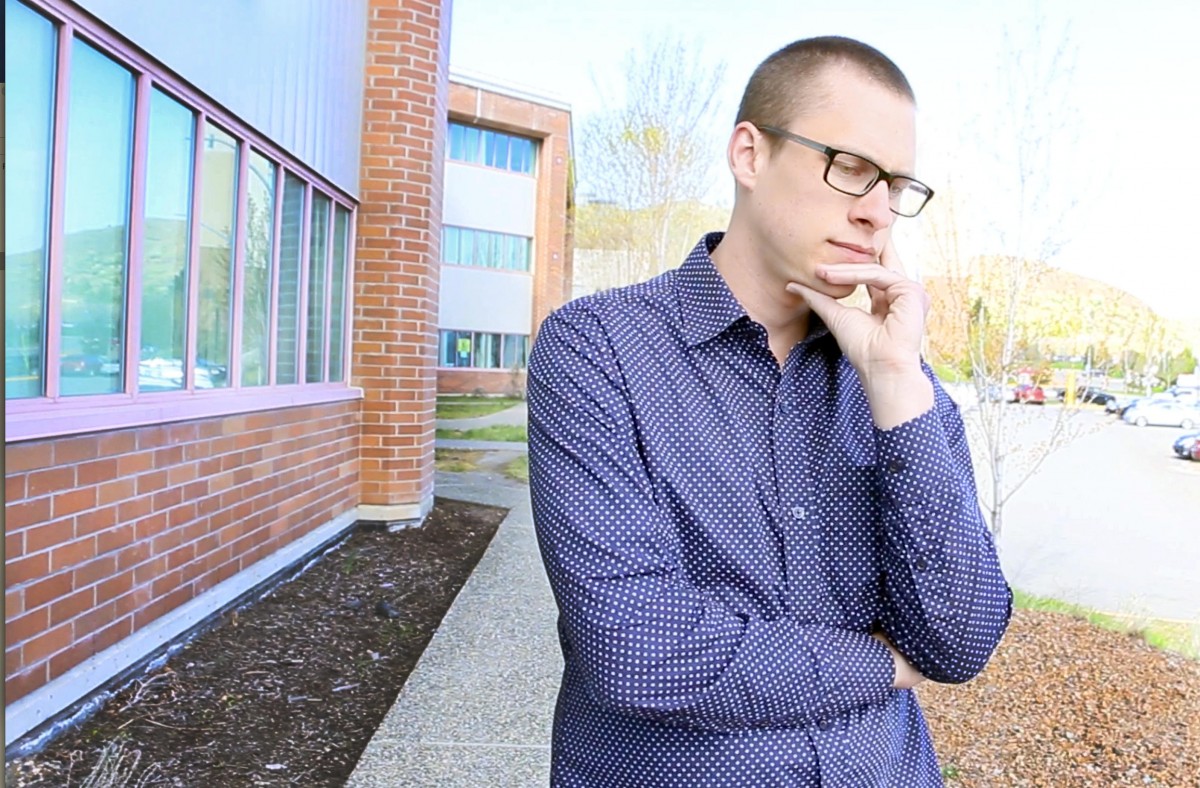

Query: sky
left=449, top=0, right=1200, bottom=323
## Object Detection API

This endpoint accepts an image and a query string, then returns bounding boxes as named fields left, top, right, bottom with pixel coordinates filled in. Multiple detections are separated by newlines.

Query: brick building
left=3, top=0, right=572, bottom=751
left=436, top=71, right=573, bottom=396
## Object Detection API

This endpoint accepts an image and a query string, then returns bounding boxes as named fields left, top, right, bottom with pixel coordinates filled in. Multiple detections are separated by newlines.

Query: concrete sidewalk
left=348, top=408, right=558, bottom=786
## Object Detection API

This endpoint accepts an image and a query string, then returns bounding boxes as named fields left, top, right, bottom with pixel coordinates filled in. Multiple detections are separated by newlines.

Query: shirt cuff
left=872, top=407, right=959, bottom=511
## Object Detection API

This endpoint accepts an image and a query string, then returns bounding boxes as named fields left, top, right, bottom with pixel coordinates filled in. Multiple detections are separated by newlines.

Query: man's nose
left=851, top=180, right=895, bottom=229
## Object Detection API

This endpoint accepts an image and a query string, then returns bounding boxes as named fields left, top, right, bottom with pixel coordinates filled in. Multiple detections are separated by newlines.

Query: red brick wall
left=437, top=368, right=527, bottom=397
left=354, top=0, right=452, bottom=515
left=3, top=403, right=359, bottom=704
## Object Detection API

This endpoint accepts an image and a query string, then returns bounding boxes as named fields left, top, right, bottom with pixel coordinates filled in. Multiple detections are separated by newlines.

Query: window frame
left=6, top=0, right=359, bottom=442
left=446, top=121, right=537, bottom=176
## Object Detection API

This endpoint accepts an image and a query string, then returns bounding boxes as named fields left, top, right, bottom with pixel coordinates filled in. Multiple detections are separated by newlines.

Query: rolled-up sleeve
left=529, top=306, right=897, bottom=731
left=872, top=373, right=1012, bottom=684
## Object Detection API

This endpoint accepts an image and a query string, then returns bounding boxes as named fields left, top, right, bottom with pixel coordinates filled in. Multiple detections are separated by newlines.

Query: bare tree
left=921, top=16, right=1092, bottom=542
left=575, top=35, right=728, bottom=288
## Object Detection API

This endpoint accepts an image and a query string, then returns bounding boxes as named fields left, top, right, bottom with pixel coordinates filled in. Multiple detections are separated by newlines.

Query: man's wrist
left=861, top=367, right=934, bottom=430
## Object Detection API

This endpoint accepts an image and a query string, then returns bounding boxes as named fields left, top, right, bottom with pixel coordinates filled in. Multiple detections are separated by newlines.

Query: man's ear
left=727, top=121, right=768, bottom=191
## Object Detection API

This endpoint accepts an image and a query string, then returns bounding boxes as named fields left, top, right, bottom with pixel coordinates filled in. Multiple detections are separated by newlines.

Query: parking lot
left=969, top=405, right=1200, bottom=623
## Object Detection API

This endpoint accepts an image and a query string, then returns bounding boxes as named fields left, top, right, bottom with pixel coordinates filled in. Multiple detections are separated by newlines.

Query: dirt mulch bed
left=921, top=609, right=1200, bottom=786
left=5, top=497, right=506, bottom=787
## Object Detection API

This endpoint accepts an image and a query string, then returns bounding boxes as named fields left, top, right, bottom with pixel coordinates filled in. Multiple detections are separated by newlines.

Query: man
left=528, top=35, right=1011, bottom=787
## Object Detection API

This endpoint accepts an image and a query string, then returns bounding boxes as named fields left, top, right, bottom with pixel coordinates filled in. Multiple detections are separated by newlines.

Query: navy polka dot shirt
left=528, top=233, right=1012, bottom=786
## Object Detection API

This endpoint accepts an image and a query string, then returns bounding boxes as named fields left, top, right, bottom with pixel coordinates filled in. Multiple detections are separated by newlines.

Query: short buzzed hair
left=735, top=36, right=915, bottom=132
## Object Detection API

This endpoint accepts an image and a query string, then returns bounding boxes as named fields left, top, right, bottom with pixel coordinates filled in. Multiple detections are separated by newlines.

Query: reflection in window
left=4, top=0, right=56, bottom=399
left=441, top=226, right=531, bottom=271
left=328, top=206, right=351, bottom=382
left=447, top=123, right=536, bottom=174
left=61, top=39, right=134, bottom=397
left=305, top=194, right=330, bottom=383
left=276, top=174, right=305, bottom=384
left=241, top=151, right=275, bottom=387
left=438, top=330, right=530, bottom=370
left=197, top=124, right=238, bottom=389
left=140, top=89, right=194, bottom=392
left=503, top=334, right=529, bottom=369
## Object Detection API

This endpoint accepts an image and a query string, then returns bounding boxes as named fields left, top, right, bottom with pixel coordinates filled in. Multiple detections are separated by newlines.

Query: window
left=60, top=39, right=135, bottom=397
left=441, top=226, right=531, bottom=272
left=196, top=124, right=239, bottom=389
left=328, top=206, right=351, bottom=382
left=139, top=89, right=195, bottom=393
left=240, top=150, right=276, bottom=387
left=305, top=194, right=330, bottom=383
left=438, top=331, right=530, bottom=370
left=4, top=0, right=56, bottom=399
left=276, top=174, right=306, bottom=385
left=5, top=1, right=358, bottom=439
left=447, top=122, right=537, bottom=175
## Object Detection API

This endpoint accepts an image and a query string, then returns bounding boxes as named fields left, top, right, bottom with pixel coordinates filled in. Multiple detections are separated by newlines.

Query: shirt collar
left=675, top=232, right=834, bottom=348
left=676, top=232, right=750, bottom=347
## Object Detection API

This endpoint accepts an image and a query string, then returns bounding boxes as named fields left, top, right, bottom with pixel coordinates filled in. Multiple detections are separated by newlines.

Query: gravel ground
left=921, top=609, right=1200, bottom=786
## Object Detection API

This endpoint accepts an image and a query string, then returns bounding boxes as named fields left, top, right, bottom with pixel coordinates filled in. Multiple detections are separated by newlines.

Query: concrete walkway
left=348, top=406, right=558, bottom=786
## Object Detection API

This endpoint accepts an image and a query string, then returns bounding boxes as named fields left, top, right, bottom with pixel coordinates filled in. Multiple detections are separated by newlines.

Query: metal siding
left=73, top=0, right=366, bottom=196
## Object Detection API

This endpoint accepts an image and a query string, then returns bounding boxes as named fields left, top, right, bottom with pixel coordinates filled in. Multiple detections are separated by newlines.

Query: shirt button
left=791, top=505, right=806, bottom=521
left=817, top=717, right=833, bottom=731
left=887, top=458, right=907, bottom=473
left=914, top=556, right=929, bottom=572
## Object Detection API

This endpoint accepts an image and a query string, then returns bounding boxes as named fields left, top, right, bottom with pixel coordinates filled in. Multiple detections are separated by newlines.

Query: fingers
left=816, top=263, right=907, bottom=290
left=879, top=238, right=906, bottom=276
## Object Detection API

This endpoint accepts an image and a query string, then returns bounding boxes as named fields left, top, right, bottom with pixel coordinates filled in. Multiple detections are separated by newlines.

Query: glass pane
left=61, top=40, right=134, bottom=397
left=275, top=174, right=305, bottom=384
left=241, top=150, right=275, bottom=387
left=503, top=334, right=529, bottom=369
left=481, top=130, right=494, bottom=166
left=493, top=134, right=510, bottom=170
left=444, top=225, right=458, bottom=264
left=328, top=206, right=350, bottom=382
left=140, top=89, right=194, bottom=393
left=438, top=330, right=455, bottom=367
left=196, top=123, right=238, bottom=389
left=5, top=0, right=56, bottom=399
left=510, top=138, right=525, bottom=173
left=463, top=126, right=480, bottom=164
left=305, top=193, right=330, bottom=382
left=449, top=123, right=464, bottom=160
left=476, top=333, right=502, bottom=369
left=453, top=331, right=472, bottom=368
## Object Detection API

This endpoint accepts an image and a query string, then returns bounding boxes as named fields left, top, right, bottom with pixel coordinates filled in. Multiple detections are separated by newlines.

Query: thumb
left=786, top=281, right=844, bottom=331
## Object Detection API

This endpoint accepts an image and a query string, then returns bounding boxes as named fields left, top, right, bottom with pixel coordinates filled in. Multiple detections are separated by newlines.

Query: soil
left=5, top=489, right=1200, bottom=787
left=4, top=497, right=506, bottom=787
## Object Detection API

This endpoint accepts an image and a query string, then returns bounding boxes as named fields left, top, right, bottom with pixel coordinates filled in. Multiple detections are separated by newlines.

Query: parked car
left=60, top=353, right=107, bottom=376
left=1013, top=383, right=1046, bottom=404
left=1173, top=432, right=1200, bottom=459
left=1192, top=441, right=1200, bottom=461
left=1123, top=399, right=1200, bottom=428
left=1059, top=386, right=1118, bottom=407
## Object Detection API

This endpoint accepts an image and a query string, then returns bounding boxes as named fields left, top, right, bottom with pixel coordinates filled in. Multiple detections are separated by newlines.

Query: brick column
left=354, top=0, right=451, bottom=523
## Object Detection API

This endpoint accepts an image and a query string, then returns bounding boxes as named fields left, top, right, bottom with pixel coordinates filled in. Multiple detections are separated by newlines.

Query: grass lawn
left=502, top=454, right=529, bottom=483
left=435, top=425, right=528, bottom=443
left=433, top=449, right=487, bottom=472
left=436, top=396, right=524, bottom=420
left=1013, top=588, right=1199, bottom=660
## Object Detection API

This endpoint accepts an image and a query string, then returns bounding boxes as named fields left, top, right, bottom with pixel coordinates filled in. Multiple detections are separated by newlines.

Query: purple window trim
left=43, top=19, right=74, bottom=401
left=12, top=0, right=362, bottom=441
left=5, top=385, right=364, bottom=443
left=267, top=154, right=284, bottom=387
left=124, top=73, right=152, bottom=396
left=296, top=182, right=312, bottom=384
left=185, top=110, right=206, bottom=392
left=230, top=138, right=251, bottom=389
left=342, top=212, right=359, bottom=385
left=322, top=197, right=336, bottom=382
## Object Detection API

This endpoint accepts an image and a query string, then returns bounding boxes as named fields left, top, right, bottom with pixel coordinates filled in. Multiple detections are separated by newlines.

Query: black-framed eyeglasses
left=757, top=125, right=934, bottom=218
